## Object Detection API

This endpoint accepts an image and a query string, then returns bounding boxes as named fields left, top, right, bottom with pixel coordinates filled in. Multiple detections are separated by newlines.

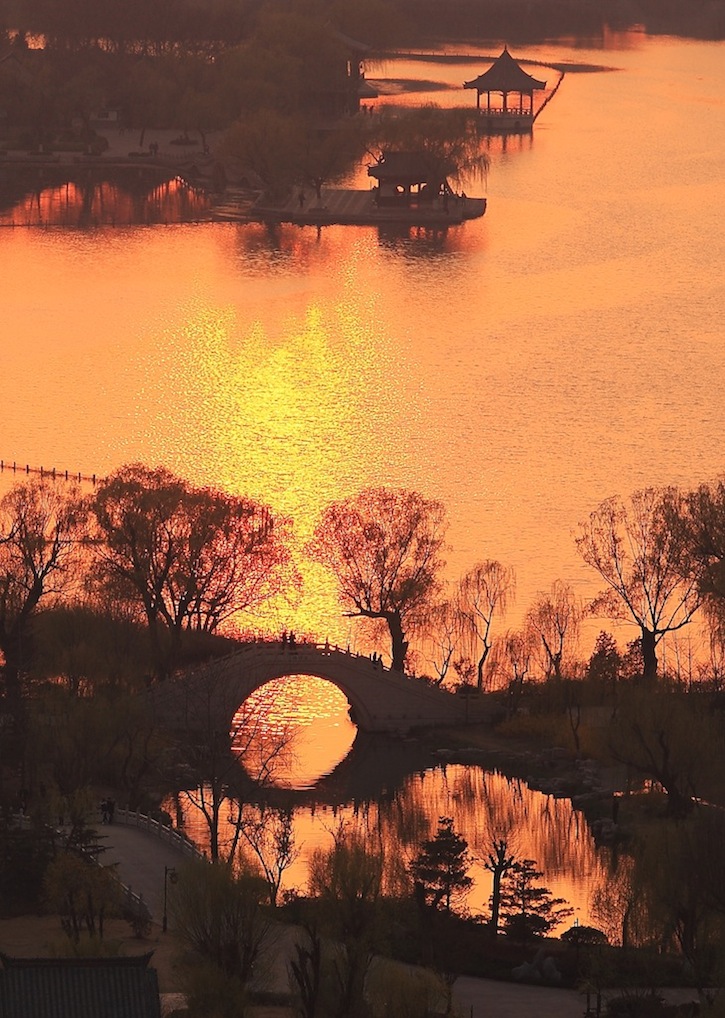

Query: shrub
left=562, top=924, right=609, bottom=947
left=605, top=993, right=667, bottom=1017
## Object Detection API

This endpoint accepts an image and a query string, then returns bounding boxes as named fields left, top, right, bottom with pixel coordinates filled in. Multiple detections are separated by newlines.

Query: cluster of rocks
left=511, top=947, right=563, bottom=985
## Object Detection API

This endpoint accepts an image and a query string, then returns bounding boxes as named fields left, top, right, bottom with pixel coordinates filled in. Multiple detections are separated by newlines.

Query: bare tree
left=308, top=487, right=447, bottom=672
left=457, top=560, right=516, bottom=690
left=485, top=837, right=516, bottom=937
left=178, top=695, right=296, bottom=864
left=422, top=598, right=458, bottom=686
left=0, top=479, right=86, bottom=720
left=234, top=803, right=298, bottom=907
left=575, top=488, right=701, bottom=683
left=525, top=580, right=581, bottom=680
left=91, top=464, right=294, bottom=676
left=488, top=629, right=537, bottom=712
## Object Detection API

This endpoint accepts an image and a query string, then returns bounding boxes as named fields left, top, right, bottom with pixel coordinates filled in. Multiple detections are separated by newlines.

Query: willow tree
left=370, top=105, right=490, bottom=191
left=91, top=464, right=294, bottom=676
left=456, top=560, right=515, bottom=690
left=0, top=479, right=86, bottom=720
left=575, top=488, right=701, bottom=683
left=308, top=487, right=447, bottom=672
left=525, top=579, right=581, bottom=681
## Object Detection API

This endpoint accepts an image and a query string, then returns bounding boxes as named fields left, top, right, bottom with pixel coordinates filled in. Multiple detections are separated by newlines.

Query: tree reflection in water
left=170, top=676, right=607, bottom=930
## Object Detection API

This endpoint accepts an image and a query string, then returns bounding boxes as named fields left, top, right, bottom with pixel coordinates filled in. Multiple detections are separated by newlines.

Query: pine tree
left=410, top=816, right=473, bottom=914
left=499, top=858, right=573, bottom=940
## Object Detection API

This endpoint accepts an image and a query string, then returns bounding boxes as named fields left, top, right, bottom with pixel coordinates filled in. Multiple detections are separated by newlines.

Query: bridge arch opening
left=231, top=674, right=358, bottom=789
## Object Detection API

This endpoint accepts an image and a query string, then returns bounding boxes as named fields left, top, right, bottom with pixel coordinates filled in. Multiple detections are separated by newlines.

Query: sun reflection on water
left=177, top=674, right=608, bottom=932
left=231, top=674, right=357, bottom=789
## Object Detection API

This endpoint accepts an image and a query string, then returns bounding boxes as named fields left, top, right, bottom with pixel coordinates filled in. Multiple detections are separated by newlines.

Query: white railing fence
left=115, top=808, right=207, bottom=862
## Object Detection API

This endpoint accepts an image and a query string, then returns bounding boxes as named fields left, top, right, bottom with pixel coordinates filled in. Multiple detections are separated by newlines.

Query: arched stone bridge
left=145, top=641, right=470, bottom=737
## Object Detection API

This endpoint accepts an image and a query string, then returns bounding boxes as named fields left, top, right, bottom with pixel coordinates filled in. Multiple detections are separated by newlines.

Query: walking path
left=97, top=816, right=196, bottom=925
left=100, top=820, right=700, bottom=1017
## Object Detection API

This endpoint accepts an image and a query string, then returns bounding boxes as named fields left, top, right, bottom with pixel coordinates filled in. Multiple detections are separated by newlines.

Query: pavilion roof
left=464, top=47, right=547, bottom=94
left=0, top=954, right=161, bottom=1018
left=367, top=151, right=446, bottom=185
left=331, top=27, right=370, bottom=53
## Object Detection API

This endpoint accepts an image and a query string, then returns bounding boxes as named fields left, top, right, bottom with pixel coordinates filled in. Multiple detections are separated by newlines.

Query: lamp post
left=162, top=865, right=177, bottom=933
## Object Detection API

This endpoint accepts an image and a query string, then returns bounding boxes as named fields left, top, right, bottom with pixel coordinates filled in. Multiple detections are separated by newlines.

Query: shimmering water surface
left=4, top=32, right=724, bottom=651
left=4, top=31, right=725, bottom=920
left=178, top=673, right=607, bottom=927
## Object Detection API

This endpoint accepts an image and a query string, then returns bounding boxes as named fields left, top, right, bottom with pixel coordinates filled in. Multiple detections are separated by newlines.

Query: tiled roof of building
left=0, top=953, right=161, bottom=1018
left=464, top=47, right=547, bottom=94
left=367, top=150, right=444, bottom=184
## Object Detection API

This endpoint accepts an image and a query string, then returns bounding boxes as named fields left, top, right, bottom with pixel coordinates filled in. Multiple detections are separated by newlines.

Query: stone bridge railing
left=114, top=808, right=206, bottom=862
left=146, top=639, right=467, bottom=737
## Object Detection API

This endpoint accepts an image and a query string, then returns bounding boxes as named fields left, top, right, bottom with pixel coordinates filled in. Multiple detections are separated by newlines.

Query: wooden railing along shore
left=0, top=459, right=102, bottom=485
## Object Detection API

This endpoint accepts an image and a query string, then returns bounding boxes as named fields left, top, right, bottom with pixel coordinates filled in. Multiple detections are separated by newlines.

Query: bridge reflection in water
left=168, top=672, right=609, bottom=932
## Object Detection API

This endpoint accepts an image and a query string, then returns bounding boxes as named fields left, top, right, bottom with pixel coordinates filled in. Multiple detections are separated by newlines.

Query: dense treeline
left=0, top=0, right=404, bottom=55
left=2, top=0, right=724, bottom=51
left=1, top=0, right=722, bottom=202
left=0, top=0, right=403, bottom=157
left=394, top=0, right=725, bottom=44
left=1, top=0, right=723, bottom=145
left=5, top=468, right=725, bottom=708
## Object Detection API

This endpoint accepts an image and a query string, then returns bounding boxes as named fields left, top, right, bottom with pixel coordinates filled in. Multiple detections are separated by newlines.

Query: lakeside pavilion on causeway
left=464, top=46, right=547, bottom=130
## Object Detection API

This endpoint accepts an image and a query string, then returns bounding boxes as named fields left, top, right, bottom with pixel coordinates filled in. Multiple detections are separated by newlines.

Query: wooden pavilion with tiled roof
left=464, top=47, right=547, bottom=131
left=367, top=150, right=452, bottom=208
left=0, top=953, right=161, bottom=1018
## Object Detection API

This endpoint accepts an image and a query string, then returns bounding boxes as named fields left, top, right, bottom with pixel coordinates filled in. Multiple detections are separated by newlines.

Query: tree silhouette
left=0, top=479, right=85, bottom=723
left=576, top=488, right=701, bottom=682
left=674, top=478, right=725, bottom=650
left=410, top=816, right=472, bottom=914
left=456, top=559, right=515, bottom=690
left=91, top=463, right=293, bottom=677
left=499, top=858, right=573, bottom=940
left=484, top=837, right=515, bottom=936
left=525, top=579, right=580, bottom=680
left=308, top=487, right=447, bottom=672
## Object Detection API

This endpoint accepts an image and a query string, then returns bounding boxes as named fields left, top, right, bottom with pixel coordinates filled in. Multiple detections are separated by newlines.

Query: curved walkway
left=102, top=820, right=700, bottom=1017
left=98, top=819, right=193, bottom=925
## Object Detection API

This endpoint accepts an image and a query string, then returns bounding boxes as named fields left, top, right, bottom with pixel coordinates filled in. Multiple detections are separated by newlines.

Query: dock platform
left=213, top=187, right=486, bottom=227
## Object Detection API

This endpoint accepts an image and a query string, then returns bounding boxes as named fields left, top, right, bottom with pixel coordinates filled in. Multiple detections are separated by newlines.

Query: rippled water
left=8, top=29, right=717, bottom=924
left=3, top=31, right=724, bottom=658
left=220, top=673, right=608, bottom=928
left=162, top=673, right=607, bottom=930
left=174, top=746, right=608, bottom=930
